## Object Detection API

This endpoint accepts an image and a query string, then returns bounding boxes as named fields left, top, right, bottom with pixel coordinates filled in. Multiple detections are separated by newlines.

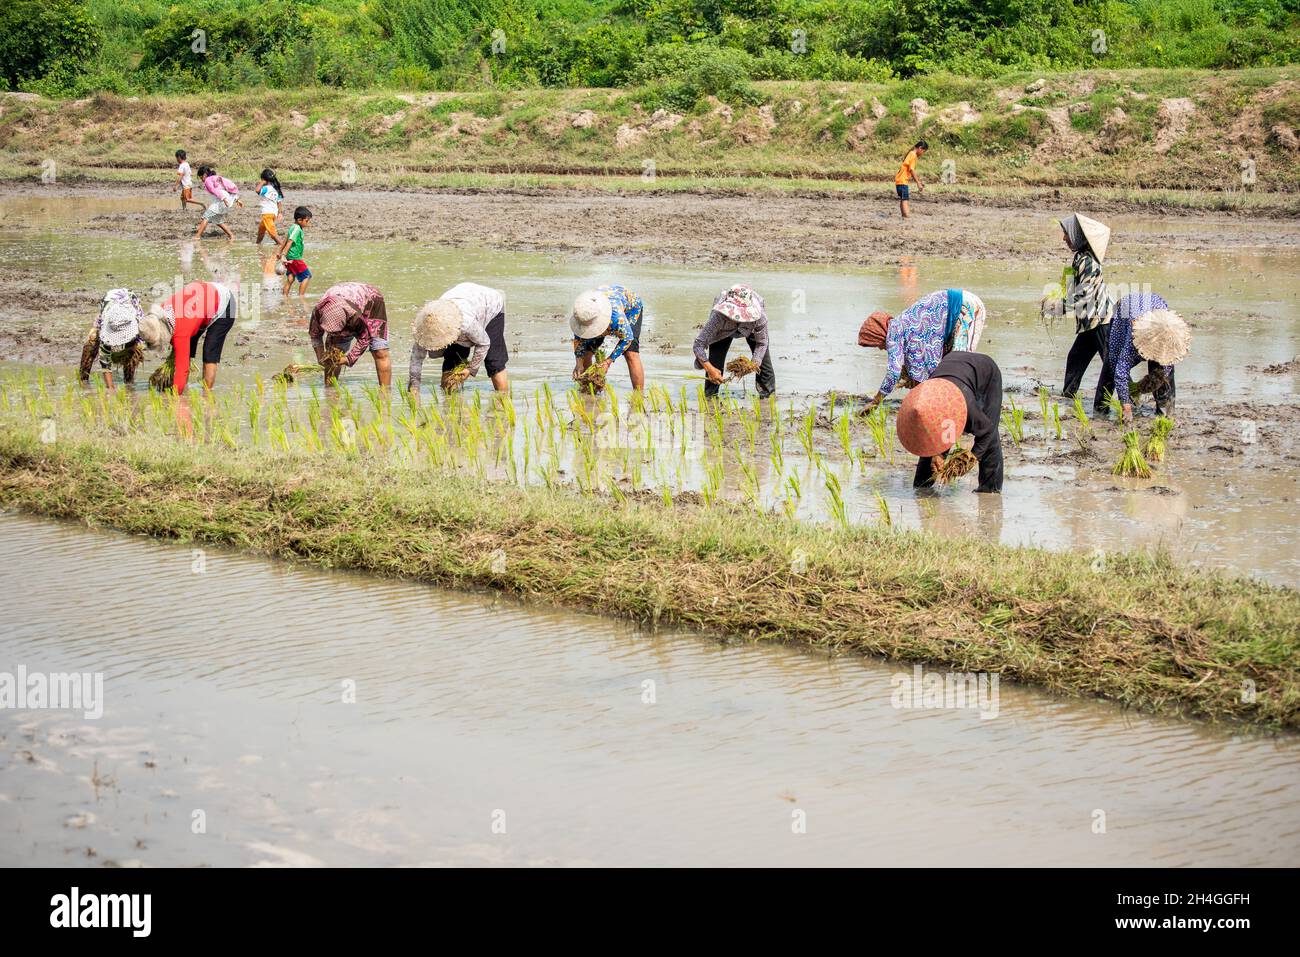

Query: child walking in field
left=194, top=165, right=243, bottom=240
left=276, top=206, right=313, bottom=297
left=254, top=168, right=284, bottom=245
left=173, top=150, right=203, bottom=210
left=895, top=140, right=927, bottom=219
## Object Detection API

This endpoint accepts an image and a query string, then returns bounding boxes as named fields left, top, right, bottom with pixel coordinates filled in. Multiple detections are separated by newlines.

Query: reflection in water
left=1, top=514, right=1297, bottom=867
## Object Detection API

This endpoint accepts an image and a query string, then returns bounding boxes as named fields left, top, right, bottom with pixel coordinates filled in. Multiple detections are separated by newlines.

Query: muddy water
left=1, top=193, right=1298, bottom=585
left=1, top=513, right=1297, bottom=867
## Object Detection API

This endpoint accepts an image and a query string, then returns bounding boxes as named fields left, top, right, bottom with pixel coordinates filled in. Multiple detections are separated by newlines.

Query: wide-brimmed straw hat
left=98, top=294, right=142, bottom=348
left=1132, top=308, right=1191, bottom=365
left=413, top=299, right=462, bottom=351
left=137, top=310, right=168, bottom=350
left=570, top=290, right=613, bottom=339
left=897, top=377, right=967, bottom=457
left=713, top=285, right=764, bottom=324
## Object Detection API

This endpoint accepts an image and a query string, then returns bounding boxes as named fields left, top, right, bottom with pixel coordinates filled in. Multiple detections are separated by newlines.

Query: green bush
left=0, top=0, right=103, bottom=93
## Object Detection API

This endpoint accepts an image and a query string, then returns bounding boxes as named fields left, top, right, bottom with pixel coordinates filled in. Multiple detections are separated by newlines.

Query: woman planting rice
left=570, top=284, right=646, bottom=392
left=408, top=283, right=510, bottom=394
left=309, top=282, right=391, bottom=387
left=150, top=280, right=238, bottom=394
left=858, top=288, right=987, bottom=413
left=1099, top=291, right=1190, bottom=423
left=898, top=351, right=1004, bottom=494
left=1050, top=213, right=1115, bottom=407
left=78, top=289, right=170, bottom=389
left=694, top=284, right=776, bottom=399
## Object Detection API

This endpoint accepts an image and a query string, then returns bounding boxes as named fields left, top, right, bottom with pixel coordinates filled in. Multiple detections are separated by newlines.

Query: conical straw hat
left=570, top=290, right=613, bottom=339
left=897, top=378, right=967, bottom=457
left=1076, top=214, right=1111, bottom=262
left=413, top=299, right=462, bottom=351
left=1132, top=308, right=1191, bottom=365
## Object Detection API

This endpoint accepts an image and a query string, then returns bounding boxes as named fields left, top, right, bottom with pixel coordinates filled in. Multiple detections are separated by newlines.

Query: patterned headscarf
left=713, top=285, right=764, bottom=324
left=858, top=311, right=891, bottom=349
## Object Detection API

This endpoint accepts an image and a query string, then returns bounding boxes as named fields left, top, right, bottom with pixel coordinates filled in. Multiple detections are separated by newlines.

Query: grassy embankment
left=1, top=67, right=1297, bottom=211
left=0, top=379, right=1296, bottom=730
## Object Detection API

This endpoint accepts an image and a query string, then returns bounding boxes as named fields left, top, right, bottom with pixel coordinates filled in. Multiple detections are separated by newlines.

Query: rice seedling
left=1113, top=430, right=1153, bottom=478
left=724, top=355, right=761, bottom=382
left=1001, top=397, right=1025, bottom=445
left=1051, top=403, right=1065, bottom=440
left=1102, top=389, right=1123, bottom=419
left=148, top=349, right=178, bottom=392
left=1144, top=415, right=1175, bottom=463
left=824, top=472, right=848, bottom=530
left=1071, top=395, right=1091, bottom=433
left=864, top=405, right=893, bottom=462
left=1038, top=388, right=1052, bottom=440
left=799, top=404, right=816, bottom=456
left=874, top=489, right=892, bottom=527
left=934, top=445, right=978, bottom=484
left=320, top=347, right=348, bottom=384
left=576, top=350, right=608, bottom=395
left=835, top=408, right=852, bottom=459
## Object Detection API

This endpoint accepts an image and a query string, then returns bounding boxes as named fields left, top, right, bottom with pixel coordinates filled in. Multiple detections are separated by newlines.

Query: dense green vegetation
left=2, top=0, right=1298, bottom=96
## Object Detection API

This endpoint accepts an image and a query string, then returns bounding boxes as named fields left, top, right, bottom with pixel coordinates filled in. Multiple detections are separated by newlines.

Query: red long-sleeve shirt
left=162, top=281, right=231, bottom=393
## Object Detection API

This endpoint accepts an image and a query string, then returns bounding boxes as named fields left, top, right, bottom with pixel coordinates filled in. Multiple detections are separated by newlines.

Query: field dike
left=0, top=404, right=1296, bottom=730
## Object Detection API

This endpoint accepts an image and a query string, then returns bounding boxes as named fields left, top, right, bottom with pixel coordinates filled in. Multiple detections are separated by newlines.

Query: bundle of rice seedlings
left=149, top=349, right=177, bottom=391
left=576, top=350, right=608, bottom=395
left=1102, top=389, right=1124, bottom=419
left=271, top=363, right=323, bottom=386
left=724, top=356, right=761, bottom=380
left=78, top=329, right=99, bottom=383
left=934, top=446, right=978, bottom=484
left=441, top=362, right=471, bottom=391
left=1143, top=415, right=1175, bottom=463
left=1113, top=429, right=1153, bottom=478
left=121, top=342, right=146, bottom=384
left=321, top=346, right=347, bottom=383
left=1130, top=368, right=1170, bottom=402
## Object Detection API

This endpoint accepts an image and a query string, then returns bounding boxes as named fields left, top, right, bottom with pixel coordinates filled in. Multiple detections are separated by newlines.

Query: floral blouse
left=573, top=284, right=642, bottom=361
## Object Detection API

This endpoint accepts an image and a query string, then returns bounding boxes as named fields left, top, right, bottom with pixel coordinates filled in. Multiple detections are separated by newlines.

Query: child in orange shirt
left=895, top=140, right=927, bottom=219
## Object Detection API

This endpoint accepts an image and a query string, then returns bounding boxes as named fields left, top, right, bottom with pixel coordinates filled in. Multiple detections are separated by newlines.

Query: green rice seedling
left=769, top=437, right=784, bottom=475
left=836, top=409, right=852, bottom=458
left=1144, top=415, right=1175, bottom=463
left=661, top=484, right=673, bottom=507
left=1071, top=395, right=1091, bottom=433
left=1103, top=389, right=1123, bottom=419
left=865, top=405, right=892, bottom=461
left=148, top=349, right=178, bottom=392
left=874, top=489, right=892, bottom=527
left=786, top=473, right=801, bottom=500
left=824, top=472, right=848, bottom=530
left=799, top=404, right=816, bottom=456
left=1038, top=388, right=1052, bottom=439
left=1001, top=397, right=1025, bottom=445
left=1113, top=430, right=1153, bottom=478
left=1051, top=403, right=1065, bottom=440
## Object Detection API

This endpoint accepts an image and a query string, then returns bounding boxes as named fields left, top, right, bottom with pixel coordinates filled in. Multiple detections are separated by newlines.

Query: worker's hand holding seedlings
left=409, top=284, right=510, bottom=394
left=899, top=352, right=1004, bottom=493
left=309, top=282, right=392, bottom=387
left=569, top=284, right=646, bottom=392
left=693, top=284, right=775, bottom=399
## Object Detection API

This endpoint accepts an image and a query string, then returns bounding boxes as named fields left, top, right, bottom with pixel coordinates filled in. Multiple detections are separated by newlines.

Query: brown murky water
left=2, top=514, right=1298, bottom=867
left=2, top=192, right=1295, bottom=583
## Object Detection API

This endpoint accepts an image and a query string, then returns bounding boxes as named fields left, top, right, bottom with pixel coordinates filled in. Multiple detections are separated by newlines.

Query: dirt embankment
left=1, top=69, right=1297, bottom=192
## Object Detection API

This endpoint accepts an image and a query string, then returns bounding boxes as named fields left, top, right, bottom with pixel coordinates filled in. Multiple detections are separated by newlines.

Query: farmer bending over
left=1099, top=292, right=1190, bottom=423
left=859, top=288, right=987, bottom=414
left=310, top=282, right=391, bottom=387
left=570, top=284, right=645, bottom=391
left=694, top=284, right=775, bottom=398
left=898, top=351, right=1004, bottom=494
left=409, top=282, right=510, bottom=393
left=152, top=280, right=238, bottom=394
left=79, top=289, right=170, bottom=389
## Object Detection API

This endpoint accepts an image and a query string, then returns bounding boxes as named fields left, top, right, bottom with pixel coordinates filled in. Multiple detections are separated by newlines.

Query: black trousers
left=1062, top=325, right=1111, bottom=408
left=703, top=334, right=775, bottom=398
left=1101, top=359, right=1176, bottom=414
left=442, top=311, right=509, bottom=376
